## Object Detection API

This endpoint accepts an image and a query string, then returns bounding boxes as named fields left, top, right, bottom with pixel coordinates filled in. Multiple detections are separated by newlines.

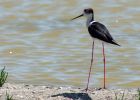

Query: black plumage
left=88, top=22, right=120, bottom=46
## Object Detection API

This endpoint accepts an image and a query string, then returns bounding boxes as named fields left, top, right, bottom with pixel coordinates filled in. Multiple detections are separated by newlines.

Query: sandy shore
left=0, top=83, right=139, bottom=100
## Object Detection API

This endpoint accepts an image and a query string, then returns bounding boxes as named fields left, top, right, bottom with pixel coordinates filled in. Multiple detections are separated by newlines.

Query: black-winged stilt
left=72, top=8, right=120, bottom=91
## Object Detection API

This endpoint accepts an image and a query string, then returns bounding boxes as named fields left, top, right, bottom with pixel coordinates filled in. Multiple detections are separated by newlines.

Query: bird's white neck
left=86, top=14, right=94, bottom=27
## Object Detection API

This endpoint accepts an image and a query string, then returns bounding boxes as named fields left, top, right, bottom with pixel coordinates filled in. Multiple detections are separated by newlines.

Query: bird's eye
left=84, top=9, right=90, bottom=13
left=84, top=9, right=87, bottom=12
left=84, top=8, right=93, bottom=14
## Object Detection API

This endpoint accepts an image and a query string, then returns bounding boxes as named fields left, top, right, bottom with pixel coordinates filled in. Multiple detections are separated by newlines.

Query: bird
left=72, top=8, right=120, bottom=91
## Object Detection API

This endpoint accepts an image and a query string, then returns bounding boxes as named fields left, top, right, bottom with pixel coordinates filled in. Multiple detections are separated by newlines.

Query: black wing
left=88, top=22, right=120, bottom=46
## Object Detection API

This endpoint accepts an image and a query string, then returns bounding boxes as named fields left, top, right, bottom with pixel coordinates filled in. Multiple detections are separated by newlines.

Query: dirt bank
left=0, top=83, right=139, bottom=100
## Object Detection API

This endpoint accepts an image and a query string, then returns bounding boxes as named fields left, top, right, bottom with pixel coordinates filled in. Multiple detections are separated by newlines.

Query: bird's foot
left=97, top=87, right=107, bottom=90
left=82, top=87, right=107, bottom=92
left=81, top=88, right=92, bottom=92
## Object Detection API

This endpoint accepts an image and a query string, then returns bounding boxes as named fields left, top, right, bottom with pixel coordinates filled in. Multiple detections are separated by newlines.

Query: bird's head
left=72, top=8, right=93, bottom=20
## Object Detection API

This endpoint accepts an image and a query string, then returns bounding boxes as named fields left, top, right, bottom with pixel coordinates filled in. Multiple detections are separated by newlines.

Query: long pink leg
left=85, top=40, right=94, bottom=91
left=102, top=42, right=106, bottom=89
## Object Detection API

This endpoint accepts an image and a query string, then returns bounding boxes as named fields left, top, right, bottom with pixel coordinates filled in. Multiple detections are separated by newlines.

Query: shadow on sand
left=51, top=92, right=92, bottom=100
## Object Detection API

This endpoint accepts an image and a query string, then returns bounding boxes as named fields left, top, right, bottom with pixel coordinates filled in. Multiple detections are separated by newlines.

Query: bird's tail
left=111, top=40, right=120, bottom=46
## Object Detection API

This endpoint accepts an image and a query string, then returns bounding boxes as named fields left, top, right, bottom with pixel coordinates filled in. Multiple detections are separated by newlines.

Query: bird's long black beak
left=71, top=14, right=84, bottom=20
